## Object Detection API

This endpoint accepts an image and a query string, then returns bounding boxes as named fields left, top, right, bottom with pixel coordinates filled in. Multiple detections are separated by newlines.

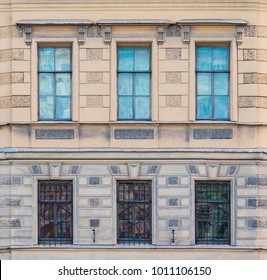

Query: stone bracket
left=236, top=25, right=245, bottom=45
left=127, top=163, right=141, bottom=179
left=24, top=26, right=32, bottom=45
left=181, top=26, right=191, bottom=44
left=103, top=26, right=112, bottom=45
left=157, top=26, right=165, bottom=45
left=78, top=26, right=87, bottom=45
left=49, top=163, right=62, bottom=179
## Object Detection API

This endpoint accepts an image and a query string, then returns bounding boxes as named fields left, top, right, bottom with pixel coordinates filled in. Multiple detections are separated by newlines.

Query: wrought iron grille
left=117, top=181, right=152, bottom=245
left=195, top=181, right=230, bottom=245
left=38, top=181, right=73, bottom=245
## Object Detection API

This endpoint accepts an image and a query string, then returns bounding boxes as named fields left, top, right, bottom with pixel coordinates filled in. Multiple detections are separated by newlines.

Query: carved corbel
left=236, top=25, right=245, bottom=45
left=103, top=26, right=112, bottom=45
left=157, top=26, right=165, bottom=45
left=181, top=26, right=191, bottom=44
left=127, top=163, right=141, bottom=179
left=78, top=26, right=86, bottom=45
left=24, top=26, right=32, bottom=45
left=49, top=163, right=62, bottom=179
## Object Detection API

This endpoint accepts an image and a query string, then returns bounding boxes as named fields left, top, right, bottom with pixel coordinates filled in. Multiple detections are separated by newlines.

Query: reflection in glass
left=56, top=74, right=71, bottom=96
left=118, top=47, right=134, bottom=71
left=55, top=48, right=71, bottom=71
left=135, top=97, right=150, bottom=119
left=119, top=96, right=133, bottom=119
left=214, top=73, right=229, bottom=95
left=214, top=96, right=229, bottom=119
left=39, top=48, right=55, bottom=71
left=134, top=47, right=150, bottom=71
left=118, top=73, right=133, bottom=96
left=213, top=47, right=229, bottom=71
left=39, top=74, right=54, bottom=96
left=135, top=74, right=150, bottom=96
left=197, top=96, right=212, bottom=119
left=39, top=96, right=54, bottom=120
left=197, top=47, right=212, bottom=71
left=197, top=73, right=212, bottom=95
left=56, top=96, right=71, bottom=120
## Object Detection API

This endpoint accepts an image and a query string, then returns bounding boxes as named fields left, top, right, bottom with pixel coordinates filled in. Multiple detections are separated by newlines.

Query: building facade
left=1, top=0, right=267, bottom=259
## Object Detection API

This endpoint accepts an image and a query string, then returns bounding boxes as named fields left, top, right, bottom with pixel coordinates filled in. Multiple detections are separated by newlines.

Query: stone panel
left=167, top=176, right=179, bottom=185
left=193, top=129, right=233, bottom=139
left=244, top=25, right=257, bottom=37
left=247, top=218, right=267, bottom=228
left=166, top=25, right=181, bottom=37
left=248, top=198, right=267, bottom=207
left=0, top=176, right=21, bottom=185
left=89, top=198, right=101, bottom=207
left=168, top=219, right=179, bottom=227
left=0, top=26, right=23, bottom=39
left=0, top=73, right=11, bottom=85
left=86, top=72, right=103, bottom=84
left=87, top=49, right=103, bottom=60
left=0, top=198, right=21, bottom=207
left=89, top=176, right=100, bottom=185
left=188, top=165, right=198, bottom=174
left=243, top=73, right=267, bottom=84
left=86, top=96, right=103, bottom=108
left=166, top=72, right=181, bottom=84
left=12, top=73, right=24, bottom=83
left=90, top=219, right=100, bottom=227
left=166, top=48, right=181, bottom=60
left=238, top=97, right=256, bottom=108
left=115, top=129, right=154, bottom=139
left=69, top=165, right=80, bottom=175
left=0, top=96, right=30, bottom=109
left=168, top=198, right=179, bottom=206
left=87, top=26, right=102, bottom=37
left=109, top=165, right=120, bottom=174
left=166, top=96, right=181, bottom=107
left=0, top=219, right=21, bottom=228
left=228, top=165, right=238, bottom=176
left=35, top=129, right=74, bottom=139
left=243, top=49, right=256, bottom=61
left=247, top=177, right=267, bottom=186
left=148, top=165, right=160, bottom=174
left=30, top=165, right=42, bottom=175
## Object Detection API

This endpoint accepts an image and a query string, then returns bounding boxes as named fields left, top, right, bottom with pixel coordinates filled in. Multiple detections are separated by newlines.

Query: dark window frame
left=38, top=180, right=73, bottom=245
left=117, top=180, right=152, bottom=245
left=38, top=46, right=72, bottom=121
left=117, top=46, right=152, bottom=121
left=195, top=181, right=231, bottom=245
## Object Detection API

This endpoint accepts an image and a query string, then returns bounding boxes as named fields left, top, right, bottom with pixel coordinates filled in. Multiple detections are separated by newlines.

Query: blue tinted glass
left=118, top=73, right=133, bottom=96
left=39, top=96, right=54, bottom=120
left=136, top=73, right=150, bottom=96
left=197, top=96, right=212, bottom=119
left=118, top=47, right=134, bottom=71
left=55, top=48, right=71, bottom=71
left=214, top=73, right=229, bottom=95
left=56, top=96, right=71, bottom=119
left=119, top=96, right=133, bottom=119
left=135, top=97, right=150, bottom=119
left=213, top=47, right=229, bottom=71
left=56, top=74, right=71, bottom=96
left=39, top=48, right=55, bottom=71
left=135, top=47, right=150, bottom=71
left=197, top=47, right=212, bottom=71
left=39, top=73, right=54, bottom=96
left=197, top=73, right=212, bottom=95
left=214, top=96, right=229, bottom=119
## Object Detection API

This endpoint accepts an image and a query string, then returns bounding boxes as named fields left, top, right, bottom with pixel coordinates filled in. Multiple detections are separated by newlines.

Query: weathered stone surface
left=167, top=176, right=179, bottom=185
left=115, top=129, right=154, bottom=139
left=148, top=165, right=159, bottom=174
left=12, top=49, right=24, bottom=61
left=0, top=199, right=21, bottom=207
left=30, top=165, right=42, bottom=175
left=243, top=49, right=256, bottom=61
left=257, top=50, right=267, bottom=62
left=247, top=177, right=257, bottom=185
left=193, top=129, right=233, bottom=139
left=166, top=48, right=181, bottom=60
left=0, top=73, right=23, bottom=86
left=257, top=26, right=267, bottom=37
left=166, top=72, right=181, bottom=84
left=228, top=165, right=238, bottom=175
left=0, top=219, right=21, bottom=228
left=247, top=177, right=267, bottom=186
left=243, top=73, right=267, bottom=84
left=166, top=96, right=181, bottom=107
left=244, top=25, right=257, bottom=37
left=188, top=165, right=198, bottom=174
left=69, top=165, right=80, bottom=175
left=0, top=73, right=11, bottom=85
left=248, top=218, right=267, bottom=228
left=35, top=129, right=74, bottom=139
left=89, top=177, right=100, bottom=185
left=248, top=198, right=267, bottom=207
left=168, top=198, right=179, bottom=206
left=90, top=219, right=100, bottom=227
left=87, top=49, right=103, bottom=60
left=0, top=50, right=12, bottom=62
left=87, top=26, right=102, bottom=37
left=257, top=74, right=267, bottom=84
left=0, top=176, right=21, bottom=185
left=86, top=96, right=103, bottom=108
left=110, top=165, right=120, bottom=174
left=257, top=97, right=267, bottom=108
left=0, top=26, right=23, bottom=39
left=0, top=96, right=30, bottom=109
left=90, top=198, right=100, bottom=207
left=238, top=96, right=256, bottom=108
left=168, top=219, right=179, bottom=227
left=12, top=72, right=24, bottom=83
left=166, top=25, right=181, bottom=37
left=86, top=72, right=103, bottom=84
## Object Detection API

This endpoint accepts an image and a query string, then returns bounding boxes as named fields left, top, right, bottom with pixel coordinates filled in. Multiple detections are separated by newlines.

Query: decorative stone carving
left=248, top=218, right=267, bottom=228
left=148, top=165, right=160, bottom=174
left=228, top=165, right=238, bottom=175
left=0, top=199, right=21, bottom=207
left=69, top=165, right=80, bottom=175
left=87, top=49, right=103, bottom=60
left=236, top=25, right=244, bottom=45
left=168, top=219, right=179, bottom=227
left=238, top=96, right=256, bottom=108
left=166, top=72, right=181, bottom=84
left=115, top=129, right=154, bottom=139
left=243, top=49, right=257, bottom=61
left=188, top=165, right=198, bottom=175
left=166, top=96, right=181, bottom=107
left=89, top=177, right=100, bottom=185
left=166, top=25, right=181, bottom=37
left=49, top=164, right=61, bottom=179
left=24, top=26, right=32, bottom=45
left=78, top=26, right=86, bottom=45
left=86, top=96, right=103, bottom=108
left=207, top=164, right=219, bottom=179
left=247, top=177, right=257, bottom=185
left=90, top=219, right=100, bottom=227
left=167, top=176, right=179, bottom=185
left=88, top=26, right=102, bottom=37
left=90, top=198, right=100, bottom=207
left=193, top=129, right=233, bottom=139
left=166, top=48, right=181, bottom=60
left=157, top=26, right=165, bottom=45
left=109, top=165, right=120, bottom=175
left=86, top=72, right=103, bottom=83
left=127, top=164, right=141, bottom=179
left=103, top=26, right=112, bottom=44
left=0, top=176, right=21, bottom=185
left=243, top=73, right=256, bottom=84
left=35, top=129, right=74, bottom=139
left=0, top=219, right=21, bottom=228
left=181, top=26, right=191, bottom=44
left=30, top=165, right=42, bottom=175
left=168, top=198, right=179, bottom=206
left=244, top=25, right=257, bottom=37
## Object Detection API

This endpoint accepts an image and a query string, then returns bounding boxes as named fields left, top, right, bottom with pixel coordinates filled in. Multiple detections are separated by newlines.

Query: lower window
left=117, top=181, right=152, bottom=244
left=38, top=181, right=73, bottom=245
left=195, top=181, right=230, bottom=245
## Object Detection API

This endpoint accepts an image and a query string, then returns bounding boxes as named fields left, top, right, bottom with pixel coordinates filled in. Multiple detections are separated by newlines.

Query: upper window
left=117, top=47, right=151, bottom=120
left=117, top=181, right=152, bottom=244
left=196, top=46, right=230, bottom=120
left=38, top=47, right=72, bottom=121
left=195, top=181, right=230, bottom=245
left=38, top=181, right=73, bottom=245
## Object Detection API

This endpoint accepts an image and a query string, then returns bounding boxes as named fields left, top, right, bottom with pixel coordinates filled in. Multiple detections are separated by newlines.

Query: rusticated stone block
left=86, top=96, right=103, bottom=108
left=188, top=165, right=198, bottom=174
left=244, top=25, right=257, bottom=37
left=86, top=72, right=103, bottom=84
left=248, top=198, right=267, bottom=207
left=69, top=165, right=80, bottom=175
left=0, top=198, right=21, bottom=207
left=0, top=50, right=12, bottom=62
left=90, top=219, right=100, bottom=227
left=12, top=96, right=30, bottom=108
left=257, top=74, right=267, bottom=84
left=90, top=198, right=100, bottom=207
left=12, top=72, right=24, bottom=83
left=0, top=26, right=23, bottom=39
left=0, top=176, right=21, bottom=185
left=166, top=96, right=181, bottom=107
left=193, top=129, right=233, bottom=139
left=167, top=176, right=179, bottom=185
left=166, top=25, right=181, bottom=37
left=168, top=219, right=179, bottom=227
left=89, top=177, right=100, bottom=185
left=247, top=177, right=257, bottom=185
left=228, top=165, right=238, bottom=175
left=30, top=165, right=42, bottom=174
left=109, top=165, right=120, bottom=174
left=168, top=198, right=179, bottom=206
left=0, top=219, right=21, bottom=228
left=0, top=73, right=11, bottom=85
left=12, top=49, right=24, bottom=61
left=257, top=26, right=267, bottom=37
left=166, top=48, right=181, bottom=60
left=257, top=50, right=267, bottom=62
left=0, top=97, right=12, bottom=109
left=148, top=165, right=159, bottom=174
left=238, top=97, right=256, bottom=108
left=35, top=129, right=74, bottom=139
left=248, top=218, right=267, bottom=228
left=87, top=26, right=102, bottom=37
left=115, top=129, right=154, bottom=139
left=257, top=97, right=267, bottom=109
left=166, top=72, right=181, bottom=84
left=243, top=49, right=257, bottom=61
left=87, top=49, right=103, bottom=60
left=243, top=73, right=257, bottom=84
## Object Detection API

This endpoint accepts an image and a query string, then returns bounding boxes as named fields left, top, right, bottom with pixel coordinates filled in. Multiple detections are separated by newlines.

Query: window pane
left=214, top=96, right=229, bottom=119
left=118, top=96, right=133, bottom=119
left=197, top=73, right=212, bottom=95
left=39, top=48, right=55, bottom=71
left=118, top=47, right=134, bottom=71
left=39, top=96, right=54, bottom=120
left=39, top=73, right=54, bottom=96
left=55, top=48, right=71, bottom=71
left=135, top=73, right=150, bottom=96
left=197, top=96, right=212, bottom=119
left=118, top=73, right=133, bottom=96
left=214, top=73, right=229, bottom=95
left=135, top=97, right=150, bottom=119
left=134, top=47, right=150, bottom=71
left=197, top=47, right=212, bottom=71
left=56, top=74, right=71, bottom=96
left=213, top=47, right=229, bottom=71
left=56, top=96, right=71, bottom=119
